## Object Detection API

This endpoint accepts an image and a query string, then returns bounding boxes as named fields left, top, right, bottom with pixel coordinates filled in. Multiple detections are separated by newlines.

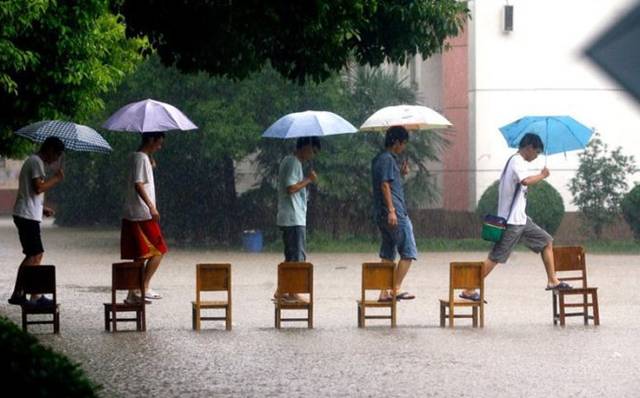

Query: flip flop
left=545, top=281, right=572, bottom=291
left=396, top=292, right=415, bottom=300
left=458, top=292, right=488, bottom=304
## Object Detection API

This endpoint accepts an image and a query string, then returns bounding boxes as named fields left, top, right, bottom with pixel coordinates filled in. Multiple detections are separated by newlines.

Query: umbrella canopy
left=359, top=105, right=452, bottom=131
left=499, top=116, right=593, bottom=155
left=102, top=98, right=198, bottom=132
left=585, top=2, right=640, bottom=104
left=262, top=110, right=357, bottom=139
left=15, top=120, right=112, bottom=153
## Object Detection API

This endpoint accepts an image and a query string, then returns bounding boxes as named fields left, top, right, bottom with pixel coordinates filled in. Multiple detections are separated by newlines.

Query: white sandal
left=144, top=289, right=162, bottom=299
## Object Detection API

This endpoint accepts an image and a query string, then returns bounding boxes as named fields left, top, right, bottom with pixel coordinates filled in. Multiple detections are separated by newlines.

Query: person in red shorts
left=121, top=132, right=168, bottom=304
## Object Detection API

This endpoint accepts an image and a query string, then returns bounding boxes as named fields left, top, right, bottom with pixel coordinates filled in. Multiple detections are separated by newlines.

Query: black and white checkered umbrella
left=15, top=120, right=112, bottom=153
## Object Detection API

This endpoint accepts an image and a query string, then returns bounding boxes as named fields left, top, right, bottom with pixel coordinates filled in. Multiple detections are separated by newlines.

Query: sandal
left=546, top=281, right=572, bottom=291
left=377, top=296, right=393, bottom=303
left=459, top=292, right=488, bottom=304
left=396, top=292, right=415, bottom=300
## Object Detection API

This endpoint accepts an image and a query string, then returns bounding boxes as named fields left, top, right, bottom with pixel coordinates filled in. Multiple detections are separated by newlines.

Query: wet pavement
left=1, top=218, right=639, bottom=397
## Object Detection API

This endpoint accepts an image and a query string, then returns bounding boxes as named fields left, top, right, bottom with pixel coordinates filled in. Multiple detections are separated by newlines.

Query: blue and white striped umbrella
left=15, top=120, right=112, bottom=153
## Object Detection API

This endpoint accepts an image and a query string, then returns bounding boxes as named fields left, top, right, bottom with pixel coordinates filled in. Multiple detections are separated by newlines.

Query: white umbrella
left=360, top=105, right=452, bottom=132
left=102, top=98, right=198, bottom=133
left=262, top=110, right=357, bottom=139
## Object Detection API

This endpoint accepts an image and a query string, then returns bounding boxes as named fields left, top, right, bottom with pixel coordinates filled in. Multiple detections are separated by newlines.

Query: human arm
left=381, top=181, right=398, bottom=227
left=32, top=168, right=64, bottom=194
left=135, top=182, right=160, bottom=221
left=286, top=170, right=317, bottom=195
left=520, top=167, right=550, bottom=186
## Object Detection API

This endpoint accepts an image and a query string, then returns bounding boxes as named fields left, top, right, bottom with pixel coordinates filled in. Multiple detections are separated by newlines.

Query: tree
left=118, top=0, right=469, bottom=83
left=569, top=134, right=637, bottom=239
left=0, top=0, right=147, bottom=158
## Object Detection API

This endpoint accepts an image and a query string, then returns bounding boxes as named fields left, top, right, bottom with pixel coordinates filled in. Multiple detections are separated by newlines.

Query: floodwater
left=1, top=217, right=640, bottom=397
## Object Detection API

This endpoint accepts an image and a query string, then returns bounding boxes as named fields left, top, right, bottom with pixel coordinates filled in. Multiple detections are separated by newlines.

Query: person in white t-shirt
left=8, top=137, right=65, bottom=306
left=120, top=132, right=168, bottom=304
left=461, top=133, right=571, bottom=302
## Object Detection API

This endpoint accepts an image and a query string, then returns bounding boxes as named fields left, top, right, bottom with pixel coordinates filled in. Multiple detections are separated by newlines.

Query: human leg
left=519, top=219, right=569, bottom=289
left=144, top=254, right=163, bottom=298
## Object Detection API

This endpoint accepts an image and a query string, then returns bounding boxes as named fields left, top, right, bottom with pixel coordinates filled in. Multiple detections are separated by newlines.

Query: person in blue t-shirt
left=371, top=126, right=418, bottom=302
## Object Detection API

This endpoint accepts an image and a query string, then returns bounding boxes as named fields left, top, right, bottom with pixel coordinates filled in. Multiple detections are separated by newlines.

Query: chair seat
left=357, top=299, right=394, bottom=307
left=103, top=302, right=144, bottom=310
left=274, top=299, right=310, bottom=309
left=192, top=300, right=228, bottom=308
left=22, top=304, right=60, bottom=313
left=439, top=299, right=480, bottom=306
left=554, top=287, right=598, bottom=295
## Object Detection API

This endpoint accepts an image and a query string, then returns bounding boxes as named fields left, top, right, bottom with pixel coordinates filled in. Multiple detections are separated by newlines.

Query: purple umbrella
left=102, top=98, right=198, bottom=132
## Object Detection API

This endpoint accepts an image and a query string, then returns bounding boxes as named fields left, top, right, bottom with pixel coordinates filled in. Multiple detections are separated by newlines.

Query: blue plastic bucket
left=242, top=229, right=263, bottom=253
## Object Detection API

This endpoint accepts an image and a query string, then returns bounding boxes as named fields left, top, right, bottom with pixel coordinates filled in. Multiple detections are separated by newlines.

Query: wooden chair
left=357, top=262, right=396, bottom=328
left=552, top=246, right=600, bottom=326
left=274, top=262, right=313, bottom=329
left=20, top=265, right=60, bottom=334
left=103, top=262, right=146, bottom=332
left=439, top=262, right=484, bottom=328
left=192, top=263, right=232, bottom=331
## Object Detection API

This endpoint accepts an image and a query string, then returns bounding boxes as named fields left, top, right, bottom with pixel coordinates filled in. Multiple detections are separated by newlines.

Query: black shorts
left=13, top=216, right=44, bottom=256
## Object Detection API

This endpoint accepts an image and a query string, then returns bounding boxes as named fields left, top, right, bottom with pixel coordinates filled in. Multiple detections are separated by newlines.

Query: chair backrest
left=112, top=261, right=145, bottom=291
left=277, top=262, right=313, bottom=295
left=196, top=263, right=231, bottom=292
left=552, top=246, right=587, bottom=287
left=362, top=262, right=395, bottom=298
left=449, top=262, right=483, bottom=291
left=22, top=265, right=56, bottom=296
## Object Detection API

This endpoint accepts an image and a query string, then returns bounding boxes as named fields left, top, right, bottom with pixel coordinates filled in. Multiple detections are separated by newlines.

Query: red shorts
left=121, top=219, right=168, bottom=260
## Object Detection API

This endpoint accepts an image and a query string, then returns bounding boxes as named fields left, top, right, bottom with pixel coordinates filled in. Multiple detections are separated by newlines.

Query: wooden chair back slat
left=553, top=246, right=587, bottom=287
left=277, top=262, right=312, bottom=294
left=197, top=264, right=231, bottom=292
left=362, top=262, right=395, bottom=290
left=112, top=262, right=144, bottom=291
left=22, top=265, right=56, bottom=294
left=450, top=262, right=483, bottom=290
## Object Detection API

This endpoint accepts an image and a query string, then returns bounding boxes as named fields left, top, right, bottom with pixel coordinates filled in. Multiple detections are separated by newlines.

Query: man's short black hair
left=384, top=126, right=409, bottom=148
left=41, top=136, right=65, bottom=153
left=141, top=131, right=166, bottom=143
left=519, top=133, right=544, bottom=152
left=296, top=136, right=321, bottom=151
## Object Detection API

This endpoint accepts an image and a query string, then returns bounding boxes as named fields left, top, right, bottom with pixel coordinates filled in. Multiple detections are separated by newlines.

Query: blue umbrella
left=262, top=110, right=357, bottom=139
left=15, top=120, right=112, bottom=153
left=499, top=116, right=594, bottom=155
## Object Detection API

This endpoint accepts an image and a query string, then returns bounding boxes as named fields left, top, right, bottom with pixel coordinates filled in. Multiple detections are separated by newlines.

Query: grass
left=262, top=233, right=640, bottom=254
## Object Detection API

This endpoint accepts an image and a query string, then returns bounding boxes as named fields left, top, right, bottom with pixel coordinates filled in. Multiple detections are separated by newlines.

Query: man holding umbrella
left=273, top=137, right=320, bottom=299
left=461, top=133, right=571, bottom=301
left=372, top=126, right=417, bottom=302
left=8, top=137, right=65, bottom=306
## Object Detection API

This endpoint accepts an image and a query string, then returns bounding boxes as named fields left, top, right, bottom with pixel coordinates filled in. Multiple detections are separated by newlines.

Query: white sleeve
left=30, top=157, right=45, bottom=180
left=132, top=154, right=149, bottom=184
left=512, top=156, right=537, bottom=183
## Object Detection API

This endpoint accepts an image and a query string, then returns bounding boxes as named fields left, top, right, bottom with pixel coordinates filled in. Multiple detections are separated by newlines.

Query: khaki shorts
left=489, top=217, right=552, bottom=263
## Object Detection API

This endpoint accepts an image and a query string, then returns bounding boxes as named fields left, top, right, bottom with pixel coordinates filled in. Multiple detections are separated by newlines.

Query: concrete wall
left=469, top=0, right=640, bottom=210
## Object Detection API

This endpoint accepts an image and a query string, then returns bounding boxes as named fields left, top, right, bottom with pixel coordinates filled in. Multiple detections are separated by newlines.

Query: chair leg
left=192, top=307, right=196, bottom=330
left=559, top=293, right=566, bottom=327
left=112, top=309, right=117, bottom=332
left=195, top=308, right=201, bottom=331
left=21, top=310, right=27, bottom=332
left=448, top=304, right=454, bottom=328
left=472, top=306, right=478, bottom=328
left=275, top=307, right=281, bottom=329
left=439, top=303, right=445, bottom=328
left=357, top=304, right=364, bottom=328
left=104, top=307, right=110, bottom=331
left=480, top=303, right=484, bottom=328
left=391, top=305, right=396, bottom=328
left=54, top=311, right=60, bottom=334
left=226, top=306, right=232, bottom=331
left=552, top=293, right=558, bottom=325
left=592, top=291, right=600, bottom=326
left=141, top=309, right=146, bottom=332
left=583, top=292, right=589, bottom=325
left=308, top=306, right=313, bottom=329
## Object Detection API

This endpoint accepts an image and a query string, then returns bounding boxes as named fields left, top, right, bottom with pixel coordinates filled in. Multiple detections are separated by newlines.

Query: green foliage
left=476, top=179, right=565, bottom=235
left=0, top=316, right=100, bottom=397
left=118, top=0, right=469, bottom=83
left=569, top=134, right=636, bottom=238
left=622, top=184, right=640, bottom=241
left=0, top=0, right=148, bottom=158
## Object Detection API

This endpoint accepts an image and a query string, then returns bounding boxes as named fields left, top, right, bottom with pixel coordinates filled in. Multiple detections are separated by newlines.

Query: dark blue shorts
left=281, top=226, right=306, bottom=262
left=13, top=216, right=44, bottom=256
left=377, top=216, right=418, bottom=261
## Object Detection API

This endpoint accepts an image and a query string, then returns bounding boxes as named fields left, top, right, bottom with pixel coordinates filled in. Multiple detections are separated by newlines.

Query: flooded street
left=1, top=217, right=640, bottom=397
